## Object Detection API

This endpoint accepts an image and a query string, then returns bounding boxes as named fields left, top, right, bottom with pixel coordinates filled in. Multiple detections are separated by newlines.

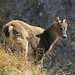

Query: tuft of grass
left=0, top=43, right=45, bottom=75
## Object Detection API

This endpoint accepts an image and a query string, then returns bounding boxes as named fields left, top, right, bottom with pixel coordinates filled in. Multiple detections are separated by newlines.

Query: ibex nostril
left=62, top=36, right=67, bottom=39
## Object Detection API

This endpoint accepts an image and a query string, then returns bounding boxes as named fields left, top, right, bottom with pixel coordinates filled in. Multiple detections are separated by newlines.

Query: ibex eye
left=60, top=26, right=62, bottom=28
left=60, top=27, right=62, bottom=30
left=59, top=25, right=62, bottom=28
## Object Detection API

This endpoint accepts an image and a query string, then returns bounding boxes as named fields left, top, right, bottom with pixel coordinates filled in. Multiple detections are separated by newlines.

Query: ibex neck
left=45, top=30, right=58, bottom=51
left=38, top=30, right=58, bottom=52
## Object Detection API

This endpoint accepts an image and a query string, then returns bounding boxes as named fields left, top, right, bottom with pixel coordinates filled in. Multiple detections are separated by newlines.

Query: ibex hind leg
left=15, top=37, right=28, bottom=60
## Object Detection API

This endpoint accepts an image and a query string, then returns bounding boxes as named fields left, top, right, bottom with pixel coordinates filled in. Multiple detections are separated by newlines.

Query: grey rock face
left=0, top=0, right=75, bottom=74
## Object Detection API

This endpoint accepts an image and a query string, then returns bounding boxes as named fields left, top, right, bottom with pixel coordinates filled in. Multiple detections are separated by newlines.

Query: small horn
left=63, top=19, right=66, bottom=22
left=56, top=17, right=60, bottom=22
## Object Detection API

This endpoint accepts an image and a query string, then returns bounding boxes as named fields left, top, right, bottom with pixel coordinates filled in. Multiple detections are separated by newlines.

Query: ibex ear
left=56, top=17, right=60, bottom=22
left=63, top=19, right=67, bottom=22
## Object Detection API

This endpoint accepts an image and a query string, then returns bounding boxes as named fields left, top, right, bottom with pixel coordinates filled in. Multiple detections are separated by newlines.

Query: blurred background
left=0, top=0, right=75, bottom=74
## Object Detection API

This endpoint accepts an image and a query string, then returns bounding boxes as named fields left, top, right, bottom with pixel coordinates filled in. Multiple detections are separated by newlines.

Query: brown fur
left=2, top=17, right=67, bottom=64
left=2, top=20, right=44, bottom=58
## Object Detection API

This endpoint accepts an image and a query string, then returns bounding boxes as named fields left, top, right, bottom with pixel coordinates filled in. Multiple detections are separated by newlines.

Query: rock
left=71, top=42, right=75, bottom=50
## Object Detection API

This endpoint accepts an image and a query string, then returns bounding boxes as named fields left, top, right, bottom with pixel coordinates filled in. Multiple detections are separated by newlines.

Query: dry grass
left=0, top=43, right=46, bottom=75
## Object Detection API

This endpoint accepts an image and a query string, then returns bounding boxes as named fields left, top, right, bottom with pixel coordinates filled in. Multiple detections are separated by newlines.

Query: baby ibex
left=2, top=17, right=67, bottom=65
